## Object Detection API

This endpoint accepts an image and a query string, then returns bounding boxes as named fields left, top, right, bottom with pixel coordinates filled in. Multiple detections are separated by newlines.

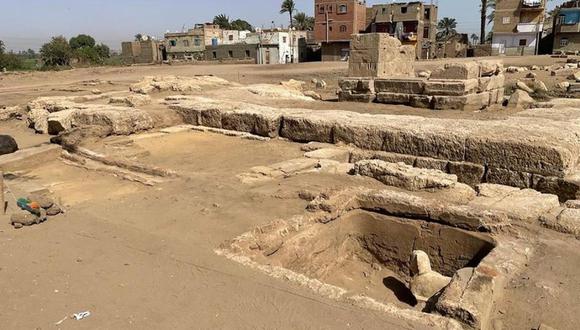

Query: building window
left=212, top=51, right=217, bottom=59
left=502, top=17, right=511, bottom=24
left=425, top=8, right=431, bottom=20
left=170, top=40, right=177, bottom=47
left=338, top=4, right=347, bottom=13
left=283, top=36, right=287, bottom=43
left=401, top=7, right=408, bottom=14
left=519, top=39, right=527, bottom=46
left=229, top=35, right=234, bottom=41
left=228, top=50, right=233, bottom=58
left=340, top=25, right=347, bottom=32
left=318, top=5, right=324, bottom=14
left=183, top=40, right=190, bottom=47
left=327, top=5, right=333, bottom=13
left=329, top=26, right=333, bottom=32
left=194, top=38, right=201, bottom=46
left=382, top=7, right=386, bottom=14
left=561, top=38, right=569, bottom=47
left=245, top=50, right=251, bottom=57
left=423, top=27, right=430, bottom=38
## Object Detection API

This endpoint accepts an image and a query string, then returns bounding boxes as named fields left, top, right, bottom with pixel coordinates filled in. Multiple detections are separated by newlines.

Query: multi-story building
left=367, top=2, right=438, bottom=59
left=553, top=0, right=580, bottom=54
left=314, top=0, right=368, bottom=61
left=492, top=0, right=546, bottom=56
left=165, top=29, right=206, bottom=60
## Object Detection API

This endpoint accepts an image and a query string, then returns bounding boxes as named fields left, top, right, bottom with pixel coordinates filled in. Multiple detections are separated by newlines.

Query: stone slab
left=424, top=79, right=479, bottom=96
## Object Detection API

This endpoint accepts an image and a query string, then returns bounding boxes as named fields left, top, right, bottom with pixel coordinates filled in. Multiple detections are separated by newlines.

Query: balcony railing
left=521, top=0, right=544, bottom=10
left=517, top=23, right=544, bottom=33
left=559, top=23, right=580, bottom=33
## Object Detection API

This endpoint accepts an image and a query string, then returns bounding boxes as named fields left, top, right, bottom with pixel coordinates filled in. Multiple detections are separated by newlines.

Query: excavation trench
left=256, top=210, right=496, bottom=309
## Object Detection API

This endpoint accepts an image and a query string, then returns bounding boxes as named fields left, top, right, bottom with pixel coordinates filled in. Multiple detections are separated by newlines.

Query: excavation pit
left=229, top=209, right=495, bottom=309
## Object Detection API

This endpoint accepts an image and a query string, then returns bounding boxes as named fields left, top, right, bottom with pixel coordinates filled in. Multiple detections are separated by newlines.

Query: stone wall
left=348, top=33, right=415, bottom=78
left=340, top=60, right=505, bottom=111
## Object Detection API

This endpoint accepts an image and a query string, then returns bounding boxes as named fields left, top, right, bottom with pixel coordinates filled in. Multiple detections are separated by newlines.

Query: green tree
left=470, top=33, right=480, bottom=45
left=40, top=36, right=72, bottom=67
left=213, top=14, right=231, bottom=29
left=293, top=12, right=314, bottom=31
left=436, top=17, right=458, bottom=41
left=69, top=34, right=96, bottom=50
left=135, top=33, right=143, bottom=41
left=480, top=0, right=488, bottom=45
left=280, top=0, right=296, bottom=29
left=94, top=43, right=110, bottom=59
left=0, top=40, right=5, bottom=55
left=230, top=19, right=253, bottom=31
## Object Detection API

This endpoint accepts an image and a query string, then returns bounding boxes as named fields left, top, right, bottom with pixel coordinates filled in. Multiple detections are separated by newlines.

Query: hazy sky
left=0, top=0, right=567, bottom=51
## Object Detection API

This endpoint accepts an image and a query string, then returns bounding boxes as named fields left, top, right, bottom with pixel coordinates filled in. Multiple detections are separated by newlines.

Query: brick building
left=121, top=40, right=164, bottom=64
left=492, top=0, right=546, bottom=56
left=367, top=2, right=438, bottom=59
left=314, top=0, right=368, bottom=61
left=553, top=0, right=580, bottom=54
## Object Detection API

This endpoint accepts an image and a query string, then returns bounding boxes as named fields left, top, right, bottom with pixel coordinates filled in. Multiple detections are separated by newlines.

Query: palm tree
left=437, top=17, right=458, bottom=41
left=213, top=14, right=231, bottom=30
left=480, top=0, right=488, bottom=44
left=487, top=0, right=496, bottom=25
left=470, top=33, right=480, bottom=45
left=293, top=12, right=315, bottom=31
left=280, top=0, right=296, bottom=29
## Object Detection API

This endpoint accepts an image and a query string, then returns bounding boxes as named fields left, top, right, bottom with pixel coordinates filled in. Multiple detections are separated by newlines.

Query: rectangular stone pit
left=218, top=188, right=532, bottom=329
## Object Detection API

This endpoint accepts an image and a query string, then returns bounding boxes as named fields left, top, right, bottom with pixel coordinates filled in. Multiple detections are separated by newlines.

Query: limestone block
left=409, top=95, right=433, bottom=108
left=375, top=92, right=412, bottom=105
left=353, top=160, right=459, bottom=191
left=280, top=112, right=336, bottom=143
left=339, top=78, right=375, bottom=94
left=433, top=93, right=490, bottom=111
left=304, top=148, right=350, bottom=163
left=424, top=79, right=479, bottom=96
left=478, top=60, right=504, bottom=77
left=489, top=88, right=505, bottom=105
left=221, top=108, right=282, bottom=138
left=485, top=167, right=532, bottom=188
left=349, top=149, right=416, bottom=166
left=374, top=78, right=425, bottom=94
left=414, top=156, right=449, bottom=172
left=478, top=74, right=505, bottom=92
left=540, top=208, right=580, bottom=236
left=448, top=161, right=485, bottom=187
left=338, top=91, right=375, bottom=103
left=349, top=61, right=414, bottom=78
left=431, top=62, right=481, bottom=80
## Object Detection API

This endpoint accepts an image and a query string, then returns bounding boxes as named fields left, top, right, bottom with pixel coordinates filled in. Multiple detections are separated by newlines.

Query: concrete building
left=492, top=0, right=546, bottom=56
left=165, top=29, right=205, bottom=60
left=121, top=40, right=164, bottom=64
left=198, top=23, right=223, bottom=46
left=314, top=0, right=368, bottom=61
left=254, top=30, right=308, bottom=64
left=367, top=2, right=438, bottom=59
left=553, top=0, right=580, bottom=54
left=205, top=44, right=258, bottom=63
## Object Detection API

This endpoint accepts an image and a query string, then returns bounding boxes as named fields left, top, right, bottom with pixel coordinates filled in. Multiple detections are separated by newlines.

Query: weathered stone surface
left=424, top=79, right=479, bottom=96
left=348, top=34, right=415, bottom=78
left=476, top=184, right=520, bottom=198
left=470, top=188, right=560, bottom=222
left=485, top=167, right=532, bottom=188
left=375, top=92, right=412, bottom=105
left=374, top=78, right=425, bottom=94
left=478, top=60, right=503, bottom=77
left=304, top=148, right=350, bottom=162
left=339, top=78, right=375, bottom=94
left=0, top=106, right=22, bottom=121
left=533, top=80, right=548, bottom=93
left=338, top=91, right=376, bottom=103
left=540, top=208, right=580, bottom=236
left=564, top=199, right=580, bottom=209
left=0, top=144, right=61, bottom=172
left=516, top=81, right=534, bottom=94
left=46, top=105, right=153, bottom=135
left=353, top=160, right=459, bottom=191
left=0, top=135, right=18, bottom=156
left=46, top=204, right=63, bottom=216
left=410, top=250, right=451, bottom=302
left=433, top=93, right=490, bottom=111
left=478, top=75, right=506, bottom=92
left=10, top=211, right=42, bottom=228
left=431, top=62, right=480, bottom=80
left=28, top=193, right=54, bottom=209
left=448, top=162, right=485, bottom=187
left=414, top=156, right=449, bottom=172
left=409, top=95, right=433, bottom=108
left=349, top=149, right=416, bottom=166
left=130, top=75, right=233, bottom=94
left=109, top=94, right=152, bottom=107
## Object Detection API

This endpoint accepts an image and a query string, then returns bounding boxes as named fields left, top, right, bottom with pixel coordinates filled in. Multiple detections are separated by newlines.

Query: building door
left=499, top=41, right=506, bottom=55
left=265, top=49, right=270, bottom=64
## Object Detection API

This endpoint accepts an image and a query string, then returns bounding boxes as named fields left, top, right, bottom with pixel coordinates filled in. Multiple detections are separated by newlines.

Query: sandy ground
left=1, top=56, right=579, bottom=329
